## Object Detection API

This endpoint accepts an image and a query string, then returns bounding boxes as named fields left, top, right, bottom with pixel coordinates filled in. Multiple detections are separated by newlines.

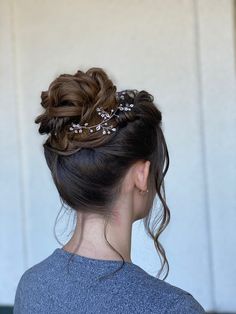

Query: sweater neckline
left=54, top=247, right=139, bottom=268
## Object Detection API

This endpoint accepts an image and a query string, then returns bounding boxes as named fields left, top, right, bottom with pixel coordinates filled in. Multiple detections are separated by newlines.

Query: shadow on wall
left=0, top=307, right=12, bottom=314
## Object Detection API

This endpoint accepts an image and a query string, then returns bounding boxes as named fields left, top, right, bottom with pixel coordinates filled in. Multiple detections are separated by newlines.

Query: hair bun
left=35, top=67, right=117, bottom=136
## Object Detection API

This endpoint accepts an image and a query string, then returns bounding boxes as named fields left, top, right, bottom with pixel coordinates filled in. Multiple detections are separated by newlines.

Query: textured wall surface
left=0, top=0, right=235, bottom=312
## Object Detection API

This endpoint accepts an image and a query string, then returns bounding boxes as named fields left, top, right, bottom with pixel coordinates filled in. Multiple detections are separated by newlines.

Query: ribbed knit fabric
left=13, top=247, right=205, bottom=313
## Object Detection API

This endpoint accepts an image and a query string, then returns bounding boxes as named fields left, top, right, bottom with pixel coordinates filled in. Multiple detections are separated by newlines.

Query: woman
left=14, top=67, right=205, bottom=313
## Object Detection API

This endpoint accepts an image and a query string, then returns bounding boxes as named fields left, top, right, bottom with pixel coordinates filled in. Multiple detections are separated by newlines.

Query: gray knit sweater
left=13, top=247, right=205, bottom=313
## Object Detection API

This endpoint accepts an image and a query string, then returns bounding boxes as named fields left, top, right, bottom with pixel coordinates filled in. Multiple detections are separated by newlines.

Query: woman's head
left=35, top=67, right=170, bottom=279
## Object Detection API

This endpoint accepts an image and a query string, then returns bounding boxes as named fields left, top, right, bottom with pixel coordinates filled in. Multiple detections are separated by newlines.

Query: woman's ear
left=134, top=160, right=151, bottom=191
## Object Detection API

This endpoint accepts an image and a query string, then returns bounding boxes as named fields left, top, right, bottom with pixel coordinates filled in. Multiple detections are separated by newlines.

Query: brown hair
left=35, top=67, right=170, bottom=280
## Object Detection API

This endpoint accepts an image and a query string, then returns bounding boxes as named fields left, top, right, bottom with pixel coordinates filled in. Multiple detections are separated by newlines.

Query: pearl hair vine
left=68, top=91, right=135, bottom=135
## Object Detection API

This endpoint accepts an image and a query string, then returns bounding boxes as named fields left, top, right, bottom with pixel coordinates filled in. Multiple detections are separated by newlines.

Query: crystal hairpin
left=68, top=91, right=135, bottom=135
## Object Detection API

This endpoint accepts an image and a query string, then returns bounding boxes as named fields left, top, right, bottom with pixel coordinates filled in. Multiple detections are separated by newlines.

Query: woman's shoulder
left=155, top=279, right=205, bottom=313
left=14, top=250, right=58, bottom=298
left=166, top=291, right=206, bottom=313
left=127, top=265, right=205, bottom=313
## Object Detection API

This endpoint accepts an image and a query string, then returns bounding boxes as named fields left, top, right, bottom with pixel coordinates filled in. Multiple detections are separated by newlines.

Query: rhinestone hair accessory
left=68, top=90, right=135, bottom=135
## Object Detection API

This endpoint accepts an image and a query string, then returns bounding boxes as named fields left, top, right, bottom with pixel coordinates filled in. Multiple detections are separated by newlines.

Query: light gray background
left=0, top=0, right=235, bottom=312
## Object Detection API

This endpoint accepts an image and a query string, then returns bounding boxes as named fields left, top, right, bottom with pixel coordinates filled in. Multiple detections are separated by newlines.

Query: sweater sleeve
left=169, top=293, right=206, bottom=314
left=13, top=279, right=23, bottom=314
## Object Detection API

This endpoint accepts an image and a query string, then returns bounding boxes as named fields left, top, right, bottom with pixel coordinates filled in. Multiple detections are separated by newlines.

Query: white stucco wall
left=0, top=0, right=235, bottom=311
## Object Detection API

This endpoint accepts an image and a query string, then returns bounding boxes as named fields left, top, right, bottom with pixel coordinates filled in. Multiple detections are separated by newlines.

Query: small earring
left=139, top=189, right=149, bottom=194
